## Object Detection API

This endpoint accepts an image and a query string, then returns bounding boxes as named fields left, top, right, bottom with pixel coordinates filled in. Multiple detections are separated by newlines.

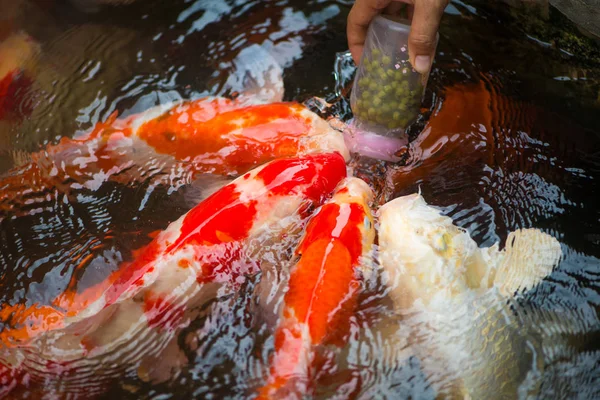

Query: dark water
left=0, top=0, right=599, bottom=398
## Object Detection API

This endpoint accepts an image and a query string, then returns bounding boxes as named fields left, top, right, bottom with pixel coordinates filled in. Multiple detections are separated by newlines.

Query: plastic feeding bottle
left=347, top=14, right=437, bottom=162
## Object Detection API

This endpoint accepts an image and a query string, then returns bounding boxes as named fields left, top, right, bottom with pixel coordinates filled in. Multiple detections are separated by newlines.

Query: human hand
left=347, top=0, right=448, bottom=74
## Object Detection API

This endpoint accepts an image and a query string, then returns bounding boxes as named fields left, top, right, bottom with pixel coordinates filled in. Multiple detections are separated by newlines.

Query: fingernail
left=414, top=55, right=431, bottom=74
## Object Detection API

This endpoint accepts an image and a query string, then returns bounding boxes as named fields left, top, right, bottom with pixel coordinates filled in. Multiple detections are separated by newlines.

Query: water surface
left=1, top=0, right=599, bottom=398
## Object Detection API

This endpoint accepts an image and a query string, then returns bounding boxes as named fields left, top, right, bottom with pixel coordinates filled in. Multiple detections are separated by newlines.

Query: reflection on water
left=0, top=0, right=599, bottom=398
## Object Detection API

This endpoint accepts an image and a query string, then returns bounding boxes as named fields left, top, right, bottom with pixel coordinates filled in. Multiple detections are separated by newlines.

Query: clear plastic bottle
left=350, top=14, right=437, bottom=140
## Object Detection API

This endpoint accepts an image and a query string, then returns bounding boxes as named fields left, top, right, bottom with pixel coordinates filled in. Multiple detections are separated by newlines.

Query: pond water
left=0, top=0, right=599, bottom=399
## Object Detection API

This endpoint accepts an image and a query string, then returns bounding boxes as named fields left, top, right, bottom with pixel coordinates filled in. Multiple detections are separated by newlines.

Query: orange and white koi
left=0, top=96, right=349, bottom=214
left=0, top=152, right=347, bottom=394
left=256, top=177, right=375, bottom=400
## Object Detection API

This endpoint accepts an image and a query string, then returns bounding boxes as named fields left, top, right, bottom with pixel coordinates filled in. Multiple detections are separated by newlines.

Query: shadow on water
left=0, top=0, right=599, bottom=398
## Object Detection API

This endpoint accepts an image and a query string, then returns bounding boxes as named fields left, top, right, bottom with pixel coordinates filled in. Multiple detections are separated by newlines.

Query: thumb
left=408, top=0, right=447, bottom=74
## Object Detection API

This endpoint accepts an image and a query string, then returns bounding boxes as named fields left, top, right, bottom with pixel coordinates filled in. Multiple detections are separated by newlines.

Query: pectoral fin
left=493, top=229, right=562, bottom=297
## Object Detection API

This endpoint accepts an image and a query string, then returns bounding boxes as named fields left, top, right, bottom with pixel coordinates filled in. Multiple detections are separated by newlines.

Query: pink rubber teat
left=343, top=119, right=407, bottom=162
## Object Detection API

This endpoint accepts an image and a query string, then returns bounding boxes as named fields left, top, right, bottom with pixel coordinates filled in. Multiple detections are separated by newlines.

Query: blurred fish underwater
left=0, top=0, right=599, bottom=399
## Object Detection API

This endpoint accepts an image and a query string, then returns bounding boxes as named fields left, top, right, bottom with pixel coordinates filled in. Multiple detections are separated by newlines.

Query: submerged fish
left=256, top=177, right=375, bottom=400
left=0, top=96, right=348, bottom=210
left=0, top=94, right=351, bottom=376
left=0, top=152, right=347, bottom=395
left=377, top=192, right=562, bottom=399
left=0, top=31, right=39, bottom=122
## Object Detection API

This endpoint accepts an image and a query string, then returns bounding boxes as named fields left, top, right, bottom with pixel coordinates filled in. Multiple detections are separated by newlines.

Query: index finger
left=347, top=0, right=394, bottom=65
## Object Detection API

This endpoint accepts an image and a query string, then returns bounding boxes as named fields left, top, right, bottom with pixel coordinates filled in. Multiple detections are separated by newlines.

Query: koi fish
left=0, top=152, right=347, bottom=395
left=0, top=95, right=349, bottom=213
left=0, top=31, right=39, bottom=122
left=256, top=177, right=376, bottom=400
left=0, top=96, right=351, bottom=371
left=377, top=192, right=562, bottom=399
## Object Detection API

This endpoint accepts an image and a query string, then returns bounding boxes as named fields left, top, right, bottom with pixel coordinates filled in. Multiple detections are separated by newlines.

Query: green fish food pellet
left=353, top=49, right=425, bottom=130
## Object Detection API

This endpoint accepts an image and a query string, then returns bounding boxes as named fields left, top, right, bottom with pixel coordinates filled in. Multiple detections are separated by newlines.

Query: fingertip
left=407, top=0, right=445, bottom=71
left=414, top=55, right=431, bottom=74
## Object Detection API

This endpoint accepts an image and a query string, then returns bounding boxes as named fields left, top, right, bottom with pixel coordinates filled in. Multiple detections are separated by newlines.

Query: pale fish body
left=377, top=193, right=562, bottom=399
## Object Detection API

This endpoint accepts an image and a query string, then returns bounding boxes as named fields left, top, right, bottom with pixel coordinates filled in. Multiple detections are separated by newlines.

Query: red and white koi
left=0, top=151, right=347, bottom=394
left=256, top=177, right=375, bottom=400
left=0, top=96, right=349, bottom=218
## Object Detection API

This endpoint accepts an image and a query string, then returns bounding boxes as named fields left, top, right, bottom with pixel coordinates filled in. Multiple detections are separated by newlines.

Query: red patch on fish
left=256, top=152, right=347, bottom=202
left=143, top=291, right=186, bottom=331
left=174, top=183, right=258, bottom=248
left=0, top=362, right=19, bottom=397
left=0, top=69, right=33, bottom=120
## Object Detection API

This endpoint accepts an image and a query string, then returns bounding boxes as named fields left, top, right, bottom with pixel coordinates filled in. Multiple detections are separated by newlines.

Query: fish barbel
left=0, top=152, right=347, bottom=394
left=256, top=177, right=376, bottom=400
left=377, top=192, right=562, bottom=399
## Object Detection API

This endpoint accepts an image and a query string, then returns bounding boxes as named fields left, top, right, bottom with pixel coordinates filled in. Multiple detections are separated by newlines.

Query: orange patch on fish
left=298, top=203, right=366, bottom=265
left=147, top=230, right=162, bottom=240
left=0, top=303, right=64, bottom=346
left=287, top=238, right=355, bottom=343
left=136, top=100, right=312, bottom=175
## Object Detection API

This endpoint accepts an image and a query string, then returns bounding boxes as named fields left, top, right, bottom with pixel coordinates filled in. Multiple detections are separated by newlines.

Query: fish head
left=330, top=177, right=376, bottom=256
left=377, top=193, right=480, bottom=308
left=331, top=176, right=374, bottom=206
